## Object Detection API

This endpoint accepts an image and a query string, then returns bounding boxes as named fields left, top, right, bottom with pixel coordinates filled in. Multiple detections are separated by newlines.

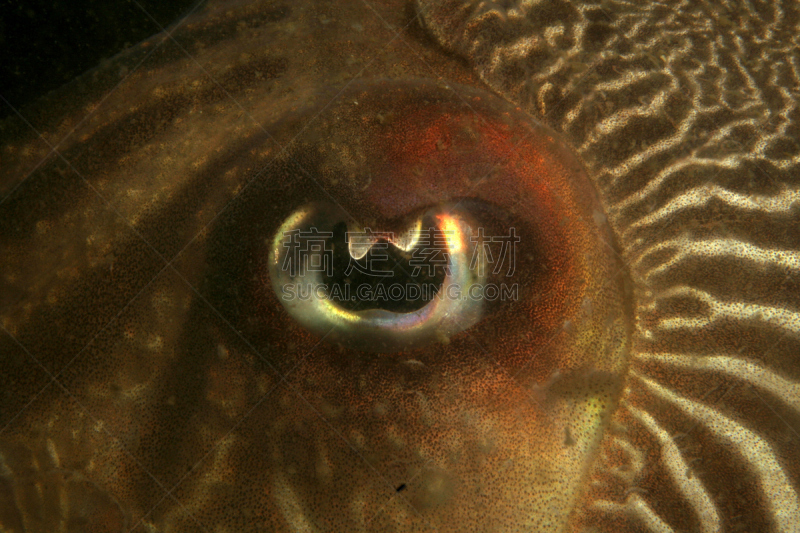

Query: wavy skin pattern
left=418, top=0, right=800, bottom=531
left=0, top=0, right=798, bottom=531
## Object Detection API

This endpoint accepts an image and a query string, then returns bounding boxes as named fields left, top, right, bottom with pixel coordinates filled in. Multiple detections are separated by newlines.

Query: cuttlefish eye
left=268, top=202, right=489, bottom=352
left=252, top=78, right=632, bottom=365
left=176, top=78, right=630, bottom=528
left=220, top=78, right=632, bottom=372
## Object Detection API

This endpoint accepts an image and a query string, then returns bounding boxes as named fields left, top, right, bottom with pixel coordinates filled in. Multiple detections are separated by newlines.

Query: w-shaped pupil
left=322, top=222, right=447, bottom=313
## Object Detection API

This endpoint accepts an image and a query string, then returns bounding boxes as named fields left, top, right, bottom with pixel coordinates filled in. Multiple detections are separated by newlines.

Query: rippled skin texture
left=418, top=0, right=800, bottom=531
left=0, top=0, right=798, bottom=532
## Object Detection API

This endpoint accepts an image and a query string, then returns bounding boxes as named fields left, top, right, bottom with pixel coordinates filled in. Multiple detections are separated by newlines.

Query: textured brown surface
left=1, top=0, right=798, bottom=531
left=418, top=0, right=800, bottom=531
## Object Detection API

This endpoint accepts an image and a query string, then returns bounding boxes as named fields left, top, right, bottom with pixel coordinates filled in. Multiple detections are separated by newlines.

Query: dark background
left=0, top=0, right=198, bottom=120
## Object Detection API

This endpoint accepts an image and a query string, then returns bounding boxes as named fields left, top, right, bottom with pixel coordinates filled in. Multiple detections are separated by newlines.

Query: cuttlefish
left=1, top=0, right=798, bottom=531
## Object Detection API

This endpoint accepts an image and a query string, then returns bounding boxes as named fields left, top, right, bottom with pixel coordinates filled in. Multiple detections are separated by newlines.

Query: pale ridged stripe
left=634, top=372, right=800, bottom=532
left=592, top=493, right=676, bottom=533
left=595, top=95, right=773, bottom=189
left=494, top=38, right=571, bottom=92
left=645, top=286, right=800, bottom=336
left=609, top=157, right=713, bottom=214
left=577, top=79, right=677, bottom=155
left=623, top=185, right=800, bottom=236
left=564, top=69, right=668, bottom=129
left=611, top=148, right=799, bottom=214
left=578, top=117, right=684, bottom=172
left=635, top=353, right=800, bottom=414
left=633, top=238, right=800, bottom=282
left=601, top=113, right=696, bottom=184
left=626, top=404, right=722, bottom=533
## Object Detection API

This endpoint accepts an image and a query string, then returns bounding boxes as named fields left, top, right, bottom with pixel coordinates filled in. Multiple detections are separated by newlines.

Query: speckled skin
left=1, top=0, right=799, bottom=532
